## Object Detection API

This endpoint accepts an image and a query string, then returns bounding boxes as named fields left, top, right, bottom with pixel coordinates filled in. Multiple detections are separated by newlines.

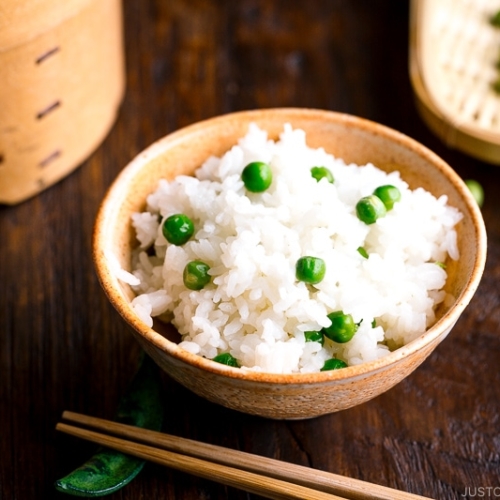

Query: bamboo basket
left=0, top=0, right=125, bottom=205
left=410, top=0, right=500, bottom=164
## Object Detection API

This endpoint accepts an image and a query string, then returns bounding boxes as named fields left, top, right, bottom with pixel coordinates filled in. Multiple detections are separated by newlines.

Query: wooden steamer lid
left=0, top=0, right=125, bottom=204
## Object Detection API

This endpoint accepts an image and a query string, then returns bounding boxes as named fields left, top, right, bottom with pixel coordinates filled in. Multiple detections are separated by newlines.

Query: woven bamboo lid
left=410, top=0, right=500, bottom=164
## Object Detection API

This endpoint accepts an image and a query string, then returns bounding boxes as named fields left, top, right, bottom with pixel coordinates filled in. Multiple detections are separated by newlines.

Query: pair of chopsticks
left=57, top=411, right=433, bottom=500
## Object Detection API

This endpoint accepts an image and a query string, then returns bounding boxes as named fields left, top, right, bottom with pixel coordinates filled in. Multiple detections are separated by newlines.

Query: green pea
left=320, top=358, right=348, bottom=371
left=322, top=311, right=357, bottom=343
left=304, top=330, right=324, bottom=345
left=183, top=260, right=211, bottom=290
left=295, top=256, right=326, bottom=285
left=213, top=352, right=240, bottom=367
left=373, top=185, right=401, bottom=210
left=162, top=214, right=194, bottom=245
left=465, top=179, right=484, bottom=207
left=491, top=10, right=500, bottom=27
left=310, top=166, right=334, bottom=183
left=357, top=246, right=369, bottom=259
left=242, top=161, right=273, bottom=192
left=356, top=195, right=387, bottom=225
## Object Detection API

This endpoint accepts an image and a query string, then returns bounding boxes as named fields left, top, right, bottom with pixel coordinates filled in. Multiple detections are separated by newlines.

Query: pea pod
left=55, top=353, right=164, bottom=497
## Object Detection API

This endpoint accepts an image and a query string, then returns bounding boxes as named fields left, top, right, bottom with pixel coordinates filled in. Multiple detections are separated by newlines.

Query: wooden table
left=1, top=1, right=499, bottom=498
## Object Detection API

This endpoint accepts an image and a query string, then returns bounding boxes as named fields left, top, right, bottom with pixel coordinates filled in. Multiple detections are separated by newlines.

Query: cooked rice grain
left=126, top=124, right=462, bottom=373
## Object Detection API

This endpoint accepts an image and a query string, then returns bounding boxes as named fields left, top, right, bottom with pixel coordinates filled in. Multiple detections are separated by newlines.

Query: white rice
left=125, top=124, right=463, bottom=374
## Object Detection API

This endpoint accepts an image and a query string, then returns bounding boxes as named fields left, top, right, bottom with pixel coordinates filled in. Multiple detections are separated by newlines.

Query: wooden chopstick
left=57, top=419, right=343, bottom=500
left=57, top=411, right=434, bottom=500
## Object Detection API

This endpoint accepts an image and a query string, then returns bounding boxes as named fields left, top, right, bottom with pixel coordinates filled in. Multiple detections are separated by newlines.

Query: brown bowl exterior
left=93, top=108, right=487, bottom=419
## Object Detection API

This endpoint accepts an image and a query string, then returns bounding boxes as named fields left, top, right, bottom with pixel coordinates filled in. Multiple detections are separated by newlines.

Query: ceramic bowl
left=93, top=108, right=487, bottom=419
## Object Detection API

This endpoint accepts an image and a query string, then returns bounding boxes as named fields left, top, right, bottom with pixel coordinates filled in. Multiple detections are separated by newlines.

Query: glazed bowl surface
left=93, top=108, right=487, bottom=419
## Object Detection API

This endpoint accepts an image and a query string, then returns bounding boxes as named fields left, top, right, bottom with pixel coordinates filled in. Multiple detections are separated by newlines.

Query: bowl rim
left=93, top=107, right=487, bottom=385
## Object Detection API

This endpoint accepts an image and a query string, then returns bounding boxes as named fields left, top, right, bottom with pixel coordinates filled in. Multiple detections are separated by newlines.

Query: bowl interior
left=94, top=108, right=486, bottom=381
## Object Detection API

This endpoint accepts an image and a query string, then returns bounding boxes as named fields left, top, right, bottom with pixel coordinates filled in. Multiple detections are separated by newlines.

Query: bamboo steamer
left=0, top=0, right=125, bottom=204
left=410, top=0, right=500, bottom=165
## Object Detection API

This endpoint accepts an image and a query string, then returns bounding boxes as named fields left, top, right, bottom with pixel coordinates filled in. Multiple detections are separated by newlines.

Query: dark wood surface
left=1, top=1, right=499, bottom=498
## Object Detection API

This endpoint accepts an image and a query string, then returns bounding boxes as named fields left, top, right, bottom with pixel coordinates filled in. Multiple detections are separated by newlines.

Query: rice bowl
left=93, top=108, right=486, bottom=418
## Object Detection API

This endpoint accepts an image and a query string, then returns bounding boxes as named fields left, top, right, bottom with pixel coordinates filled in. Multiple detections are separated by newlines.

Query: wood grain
left=57, top=411, right=434, bottom=499
left=1, top=1, right=499, bottom=499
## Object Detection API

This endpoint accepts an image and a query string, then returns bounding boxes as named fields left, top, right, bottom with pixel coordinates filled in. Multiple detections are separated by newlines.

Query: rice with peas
left=122, top=124, right=462, bottom=374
